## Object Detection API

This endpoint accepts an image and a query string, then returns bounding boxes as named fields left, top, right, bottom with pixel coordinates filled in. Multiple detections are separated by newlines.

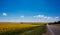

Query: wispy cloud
left=33, top=15, right=60, bottom=22
left=1, top=14, right=60, bottom=22
left=33, top=15, right=45, bottom=18
left=54, top=17, right=60, bottom=21
left=3, top=13, right=7, bottom=16
left=20, top=15, right=24, bottom=18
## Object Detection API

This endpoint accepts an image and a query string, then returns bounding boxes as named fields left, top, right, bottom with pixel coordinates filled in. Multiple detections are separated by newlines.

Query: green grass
left=52, top=24, right=60, bottom=26
left=0, top=25, right=46, bottom=35
left=0, top=22, right=47, bottom=35
left=21, top=25, right=46, bottom=35
left=0, top=26, right=45, bottom=35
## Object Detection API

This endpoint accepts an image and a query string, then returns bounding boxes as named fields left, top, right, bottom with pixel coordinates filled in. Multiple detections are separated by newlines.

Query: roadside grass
left=0, top=26, right=42, bottom=35
left=52, top=24, right=60, bottom=26
left=0, top=22, right=47, bottom=35
left=21, top=25, right=46, bottom=35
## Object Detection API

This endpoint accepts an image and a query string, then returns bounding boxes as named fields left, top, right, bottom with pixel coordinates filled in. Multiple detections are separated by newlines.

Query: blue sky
left=0, top=0, right=60, bottom=22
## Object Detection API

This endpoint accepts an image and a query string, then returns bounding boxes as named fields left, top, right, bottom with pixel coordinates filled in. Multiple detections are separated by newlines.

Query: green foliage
left=0, top=26, right=42, bottom=35
left=21, top=25, right=46, bottom=35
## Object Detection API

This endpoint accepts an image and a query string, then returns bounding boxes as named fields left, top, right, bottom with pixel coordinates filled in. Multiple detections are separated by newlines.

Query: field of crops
left=0, top=22, right=47, bottom=35
left=52, top=24, right=60, bottom=26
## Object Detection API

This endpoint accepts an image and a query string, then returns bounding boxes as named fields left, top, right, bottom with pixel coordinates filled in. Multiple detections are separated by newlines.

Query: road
left=47, top=24, right=60, bottom=35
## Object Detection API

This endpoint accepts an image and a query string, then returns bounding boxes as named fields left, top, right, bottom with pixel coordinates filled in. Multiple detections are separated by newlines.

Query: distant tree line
left=48, top=21, right=60, bottom=25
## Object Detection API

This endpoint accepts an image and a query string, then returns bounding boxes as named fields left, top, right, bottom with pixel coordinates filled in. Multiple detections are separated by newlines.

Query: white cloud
left=33, top=15, right=60, bottom=22
left=20, top=16, right=24, bottom=18
left=47, top=17, right=54, bottom=20
left=54, top=17, right=60, bottom=21
left=2, top=14, right=59, bottom=22
left=42, top=16, right=48, bottom=19
left=3, top=13, right=7, bottom=16
left=55, top=17, right=59, bottom=19
left=37, top=15, right=44, bottom=17
left=33, top=15, right=45, bottom=18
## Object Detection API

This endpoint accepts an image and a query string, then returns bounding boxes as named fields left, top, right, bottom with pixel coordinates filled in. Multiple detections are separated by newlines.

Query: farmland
left=0, top=22, right=47, bottom=35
